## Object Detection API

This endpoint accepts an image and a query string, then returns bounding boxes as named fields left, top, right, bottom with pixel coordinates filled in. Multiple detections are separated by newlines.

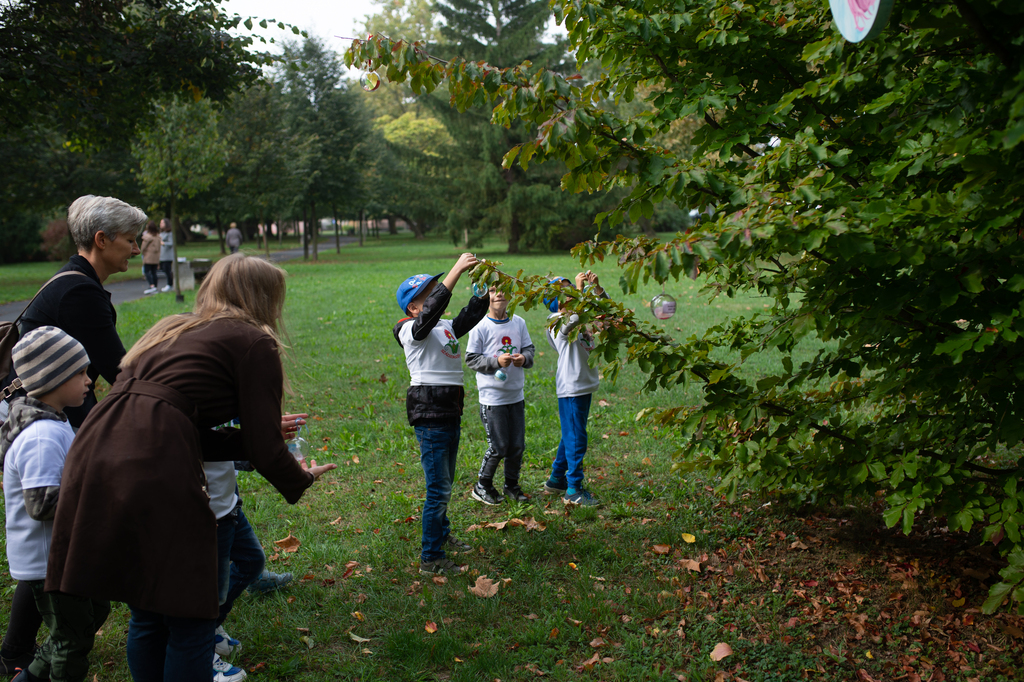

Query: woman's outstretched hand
left=301, top=459, right=337, bottom=481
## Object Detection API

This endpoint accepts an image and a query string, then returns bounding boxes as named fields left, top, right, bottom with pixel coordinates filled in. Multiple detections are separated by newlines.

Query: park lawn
left=3, top=235, right=1021, bottom=681
left=0, top=235, right=312, bottom=304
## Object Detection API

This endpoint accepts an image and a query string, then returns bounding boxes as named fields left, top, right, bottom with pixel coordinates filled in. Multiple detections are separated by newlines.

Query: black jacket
left=393, top=282, right=487, bottom=425
left=19, top=255, right=126, bottom=427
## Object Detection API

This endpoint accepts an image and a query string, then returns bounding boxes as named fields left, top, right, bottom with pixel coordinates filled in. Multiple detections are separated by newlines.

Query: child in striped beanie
left=0, top=326, right=108, bottom=682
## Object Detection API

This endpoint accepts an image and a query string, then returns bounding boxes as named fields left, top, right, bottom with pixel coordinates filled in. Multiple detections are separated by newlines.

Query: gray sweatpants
left=477, top=400, right=526, bottom=488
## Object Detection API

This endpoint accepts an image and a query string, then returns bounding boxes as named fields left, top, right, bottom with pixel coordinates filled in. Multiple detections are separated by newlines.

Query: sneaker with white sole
left=161, top=285, right=172, bottom=292
left=503, top=484, right=530, bottom=502
left=471, top=482, right=504, bottom=506
left=542, top=477, right=568, bottom=494
left=143, top=286, right=158, bottom=295
left=246, top=569, right=293, bottom=594
left=213, top=653, right=246, bottom=682
left=419, top=558, right=466, bottom=576
left=563, top=488, right=600, bottom=507
left=214, top=625, right=241, bottom=658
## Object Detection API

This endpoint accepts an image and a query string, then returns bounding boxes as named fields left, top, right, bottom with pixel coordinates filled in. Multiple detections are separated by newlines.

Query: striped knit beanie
left=12, top=326, right=90, bottom=398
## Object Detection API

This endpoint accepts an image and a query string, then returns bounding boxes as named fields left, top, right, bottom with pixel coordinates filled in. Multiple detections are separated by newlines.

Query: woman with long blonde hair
left=45, top=254, right=334, bottom=681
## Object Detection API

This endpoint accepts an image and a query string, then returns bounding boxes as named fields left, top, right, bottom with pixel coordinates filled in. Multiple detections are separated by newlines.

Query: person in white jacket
left=541, top=271, right=605, bottom=507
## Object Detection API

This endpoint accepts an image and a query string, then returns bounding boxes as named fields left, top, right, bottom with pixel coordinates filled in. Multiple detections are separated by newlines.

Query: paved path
left=0, top=237, right=356, bottom=322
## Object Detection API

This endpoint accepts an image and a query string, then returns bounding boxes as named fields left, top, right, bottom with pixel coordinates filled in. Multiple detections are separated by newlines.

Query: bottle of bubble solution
left=288, top=424, right=309, bottom=463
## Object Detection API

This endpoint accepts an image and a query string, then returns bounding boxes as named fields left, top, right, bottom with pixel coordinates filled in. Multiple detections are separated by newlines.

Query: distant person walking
left=140, top=221, right=161, bottom=295
left=159, top=219, right=174, bottom=292
left=225, top=223, right=243, bottom=254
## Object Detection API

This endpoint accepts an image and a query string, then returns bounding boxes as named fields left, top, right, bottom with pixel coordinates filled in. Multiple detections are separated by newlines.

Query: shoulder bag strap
left=11, top=270, right=90, bottom=327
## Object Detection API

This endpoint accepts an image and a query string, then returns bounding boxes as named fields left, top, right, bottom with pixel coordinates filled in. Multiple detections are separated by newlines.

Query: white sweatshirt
left=546, top=312, right=600, bottom=398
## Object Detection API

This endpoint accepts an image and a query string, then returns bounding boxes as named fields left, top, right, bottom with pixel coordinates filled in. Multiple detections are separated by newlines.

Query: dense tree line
left=0, top=0, right=660, bottom=264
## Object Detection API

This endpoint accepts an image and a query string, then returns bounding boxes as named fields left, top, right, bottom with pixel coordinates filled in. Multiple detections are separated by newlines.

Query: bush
left=0, top=213, right=43, bottom=264
left=40, top=219, right=76, bottom=262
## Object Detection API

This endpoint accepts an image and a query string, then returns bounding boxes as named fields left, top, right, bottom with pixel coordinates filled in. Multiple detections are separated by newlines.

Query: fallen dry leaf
left=296, top=627, right=310, bottom=635
left=432, top=576, right=447, bottom=585
left=589, top=637, right=606, bottom=648
left=525, top=517, right=546, bottom=532
left=680, top=559, right=702, bottom=573
left=468, top=576, right=500, bottom=598
left=653, top=544, right=672, bottom=555
left=567, top=563, right=578, bottom=571
left=790, top=540, right=809, bottom=551
left=709, top=642, right=733, bottom=662
left=425, top=621, right=438, bottom=634
left=351, top=611, right=364, bottom=621
left=681, top=533, right=696, bottom=543
left=349, top=632, right=370, bottom=643
left=525, top=613, right=540, bottom=620
left=274, top=533, right=301, bottom=553
left=598, top=399, right=611, bottom=407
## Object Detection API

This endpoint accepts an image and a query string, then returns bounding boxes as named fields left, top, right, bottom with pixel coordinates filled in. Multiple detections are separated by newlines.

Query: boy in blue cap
left=542, top=271, right=605, bottom=507
left=393, top=253, right=487, bottom=575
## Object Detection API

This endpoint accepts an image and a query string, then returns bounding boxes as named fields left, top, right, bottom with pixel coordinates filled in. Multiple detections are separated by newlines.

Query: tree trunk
left=311, top=201, right=319, bottom=262
left=215, top=213, right=225, bottom=255
left=508, top=212, right=521, bottom=254
left=262, top=213, right=270, bottom=257
left=333, top=204, right=340, bottom=253
left=170, top=194, right=183, bottom=302
left=302, top=206, right=309, bottom=260
left=388, top=214, right=398, bottom=235
left=359, top=208, right=364, bottom=247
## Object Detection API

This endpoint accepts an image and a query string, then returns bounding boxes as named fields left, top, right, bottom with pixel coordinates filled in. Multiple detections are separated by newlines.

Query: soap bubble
left=472, top=281, right=489, bottom=298
left=495, top=368, right=508, bottom=382
left=651, top=293, right=677, bottom=320
left=360, top=72, right=381, bottom=92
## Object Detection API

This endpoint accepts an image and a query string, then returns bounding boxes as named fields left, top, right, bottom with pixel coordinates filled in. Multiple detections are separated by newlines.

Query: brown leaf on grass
left=680, top=559, right=702, bottom=573
left=329, top=517, right=343, bottom=525
left=709, top=642, right=732, bottom=662
left=274, top=533, right=301, bottom=553
left=379, top=374, right=388, bottom=383
left=353, top=593, right=367, bottom=603
left=351, top=611, right=365, bottom=621
left=653, top=544, right=672, bottom=555
left=468, top=576, right=500, bottom=598
left=352, top=455, right=360, bottom=464
left=598, top=399, right=611, bottom=407
left=789, top=540, right=809, bottom=551
left=424, top=621, right=438, bottom=634
left=566, top=617, right=582, bottom=626
left=999, top=622, right=1024, bottom=638
left=349, top=632, right=370, bottom=643
left=524, top=613, right=540, bottom=620
left=431, top=576, right=447, bottom=586
left=296, top=627, right=310, bottom=635
left=525, top=517, right=546, bottom=532
left=618, top=430, right=629, bottom=436
left=856, top=670, right=876, bottom=682
left=549, top=627, right=560, bottom=639
left=523, top=662, right=547, bottom=676
left=579, top=653, right=601, bottom=671
left=589, top=637, right=606, bottom=648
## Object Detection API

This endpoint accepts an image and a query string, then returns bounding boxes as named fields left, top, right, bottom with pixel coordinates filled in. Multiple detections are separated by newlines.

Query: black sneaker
left=503, top=484, right=530, bottom=502
left=542, top=478, right=568, bottom=494
left=419, top=558, right=467, bottom=576
left=471, top=482, right=505, bottom=505
left=0, top=650, right=35, bottom=676
left=445, top=535, right=472, bottom=551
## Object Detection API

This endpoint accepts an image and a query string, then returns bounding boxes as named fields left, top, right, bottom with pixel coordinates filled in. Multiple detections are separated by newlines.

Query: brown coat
left=140, top=231, right=161, bottom=265
left=45, top=319, right=313, bottom=619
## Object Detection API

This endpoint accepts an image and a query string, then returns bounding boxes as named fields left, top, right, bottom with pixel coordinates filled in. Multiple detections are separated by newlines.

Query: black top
left=19, top=255, right=126, bottom=427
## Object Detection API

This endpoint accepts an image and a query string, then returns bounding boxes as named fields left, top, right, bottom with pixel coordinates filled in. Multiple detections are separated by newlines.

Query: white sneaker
left=214, top=625, right=241, bottom=657
left=161, top=285, right=172, bottom=292
left=213, top=653, right=246, bottom=682
left=143, top=286, right=158, bottom=295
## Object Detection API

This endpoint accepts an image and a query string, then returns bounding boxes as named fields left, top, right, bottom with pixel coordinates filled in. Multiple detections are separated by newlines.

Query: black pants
left=159, top=260, right=173, bottom=287
left=27, top=582, right=109, bottom=682
left=477, top=400, right=526, bottom=487
left=143, top=263, right=159, bottom=287
left=1, top=580, right=42, bottom=659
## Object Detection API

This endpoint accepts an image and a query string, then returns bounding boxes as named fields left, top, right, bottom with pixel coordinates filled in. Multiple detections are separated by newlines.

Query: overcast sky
left=223, top=0, right=380, bottom=53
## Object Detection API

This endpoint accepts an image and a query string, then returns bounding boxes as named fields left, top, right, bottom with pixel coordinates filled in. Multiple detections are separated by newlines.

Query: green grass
left=2, top=234, right=1020, bottom=681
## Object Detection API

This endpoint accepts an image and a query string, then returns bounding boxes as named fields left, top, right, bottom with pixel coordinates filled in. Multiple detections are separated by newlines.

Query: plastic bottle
left=288, top=424, right=309, bottom=463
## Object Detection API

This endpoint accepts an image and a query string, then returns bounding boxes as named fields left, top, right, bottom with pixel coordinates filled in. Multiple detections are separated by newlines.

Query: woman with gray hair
left=0, top=196, right=143, bottom=674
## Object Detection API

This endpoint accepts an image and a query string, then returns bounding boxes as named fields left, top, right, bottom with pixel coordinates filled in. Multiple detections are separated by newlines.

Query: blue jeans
left=216, top=505, right=265, bottom=626
left=551, top=394, right=593, bottom=491
left=126, top=608, right=215, bottom=682
left=415, top=419, right=460, bottom=562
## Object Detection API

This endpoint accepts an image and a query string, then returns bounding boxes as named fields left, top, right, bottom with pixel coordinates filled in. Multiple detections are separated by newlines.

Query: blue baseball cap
left=543, top=276, right=573, bottom=312
left=396, top=273, right=443, bottom=314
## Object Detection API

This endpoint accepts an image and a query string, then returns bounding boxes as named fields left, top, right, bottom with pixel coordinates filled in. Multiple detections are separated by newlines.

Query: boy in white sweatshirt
left=542, top=272, right=604, bottom=507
